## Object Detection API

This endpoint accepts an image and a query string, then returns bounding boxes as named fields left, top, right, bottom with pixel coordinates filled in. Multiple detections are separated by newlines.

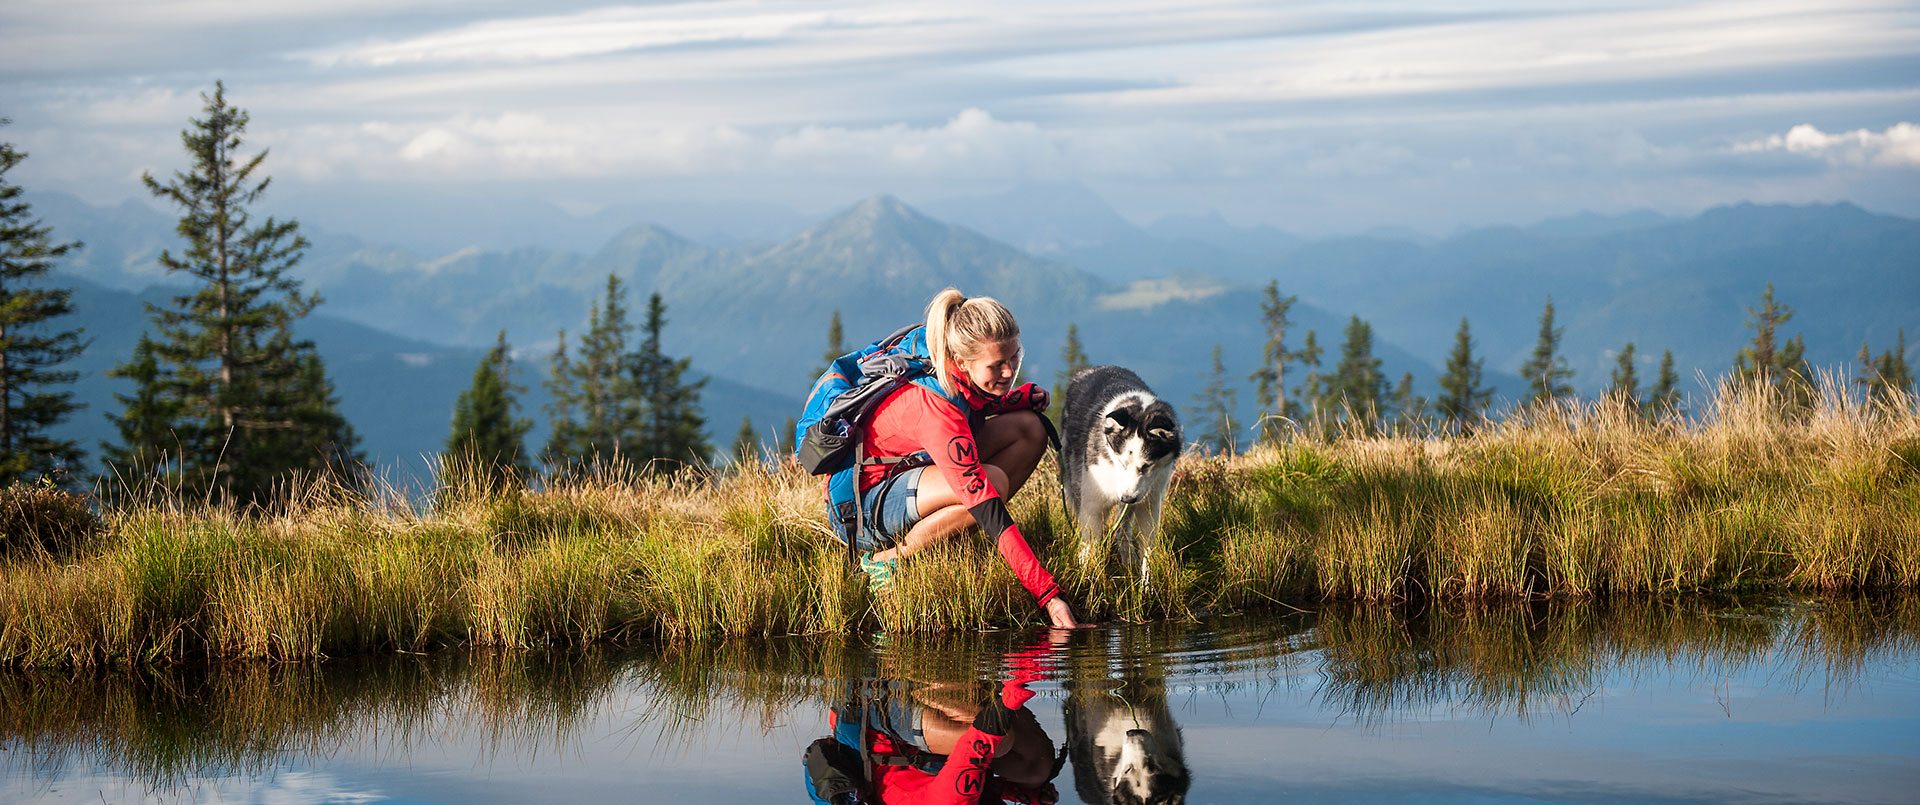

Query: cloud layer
left=2, top=0, right=1916, bottom=233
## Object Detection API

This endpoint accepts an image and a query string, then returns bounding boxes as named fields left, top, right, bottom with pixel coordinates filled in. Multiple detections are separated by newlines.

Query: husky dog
left=1063, top=641, right=1191, bottom=805
left=1061, top=366, right=1183, bottom=582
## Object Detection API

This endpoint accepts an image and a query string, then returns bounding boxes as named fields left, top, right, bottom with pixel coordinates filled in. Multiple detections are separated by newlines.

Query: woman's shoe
left=860, top=553, right=896, bottom=592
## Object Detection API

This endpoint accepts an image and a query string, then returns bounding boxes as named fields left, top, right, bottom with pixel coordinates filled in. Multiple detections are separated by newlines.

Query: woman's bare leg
left=868, top=464, right=1008, bottom=563
left=974, top=410, right=1047, bottom=495
left=868, top=412, right=1047, bottom=563
left=866, top=410, right=1084, bottom=628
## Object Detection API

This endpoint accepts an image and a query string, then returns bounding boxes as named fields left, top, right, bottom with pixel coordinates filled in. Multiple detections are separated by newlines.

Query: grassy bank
left=2, top=380, right=1916, bottom=666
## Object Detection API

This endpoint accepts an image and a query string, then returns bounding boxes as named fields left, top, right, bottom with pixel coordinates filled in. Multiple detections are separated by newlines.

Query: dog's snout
left=1120, top=493, right=1141, bottom=504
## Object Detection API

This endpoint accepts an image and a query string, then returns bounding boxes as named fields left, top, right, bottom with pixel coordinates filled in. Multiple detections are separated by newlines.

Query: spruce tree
left=731, top=416, right=758, bottom=466
left=0, top=126, right=86, bottom=485
left=446, top=330, right=532, bottom=487
left=1291, top=329, right=1325, bottom=428
left=1388, top=371, right=1426, bottom=434
left=777, top=416, right=797, bottom=458
left=1607, top=341, right=1641, bottom=411
left=1650, top=348, right=1681, bottom=418
left=1435, top=318, right=1491, bottom=434
left=121, top=82, right=358, bottom=504
left=1191, top=344, right=1237, bottom=454
left=544, top=275, right=638, bottom=469
left=1520, top=296, right=1574, bottom=404
left=541, top=328, right=579, bottom=467
left=632, top=292, right=709, bottom=471
left=1859, top=330, right=1915, bottom=408
left=1733, top=283, right=1812, bottom=411
left=1050, top=322, right=1090, bottom=428
left=1856, top=341, right=1878, bottom=400
left=587, top=275, right=641, bottom=458
left=274, top=344, right=360, bottom=485
left=1248, top=281, right=1298, bottom=445
left=1885, top=330, right=1913, bottom=399
left=824, top=310, right=845, bottom=365
left=1329, top=315, right=1386, bottom=433
left=101, top=334, right=177, bottom=488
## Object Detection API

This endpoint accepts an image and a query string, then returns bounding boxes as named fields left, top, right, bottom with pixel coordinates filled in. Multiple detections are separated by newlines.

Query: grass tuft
left=1, top=377, right=1915, bottom=665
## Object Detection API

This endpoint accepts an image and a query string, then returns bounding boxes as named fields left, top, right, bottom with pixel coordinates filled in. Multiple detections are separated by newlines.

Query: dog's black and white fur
left=1063, top=642, right=1191, bottom=805
left=1060, top=366, right=1183, bottom=585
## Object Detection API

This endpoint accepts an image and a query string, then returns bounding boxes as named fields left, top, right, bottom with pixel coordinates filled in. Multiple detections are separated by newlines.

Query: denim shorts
left=856, top=466, right=927, bottom=552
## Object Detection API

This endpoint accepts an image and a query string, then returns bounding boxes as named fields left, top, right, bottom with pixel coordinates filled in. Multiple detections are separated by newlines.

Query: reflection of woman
left=838, top=679, right=1060, bottom=804
left=848, top=288, right=1082, bottom=630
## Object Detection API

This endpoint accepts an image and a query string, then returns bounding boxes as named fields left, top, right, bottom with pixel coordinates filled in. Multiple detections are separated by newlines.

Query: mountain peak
left=795, top=194, right=942, bottom=245
left=842, top=193, right=922, bottom=224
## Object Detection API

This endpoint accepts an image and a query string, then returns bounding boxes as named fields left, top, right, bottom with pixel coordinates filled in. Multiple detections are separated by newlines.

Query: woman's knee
left=1004, top=409, right=1046, bottom=446
left=981, top=409, right=1047, bottom=456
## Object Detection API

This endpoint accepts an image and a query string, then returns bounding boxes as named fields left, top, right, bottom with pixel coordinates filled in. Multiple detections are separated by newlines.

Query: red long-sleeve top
left=855, top=380, right=1059, bottom=607
left=863, top=678, right=1045, bottom=805
left=869, top=724, right=1004, bottom=804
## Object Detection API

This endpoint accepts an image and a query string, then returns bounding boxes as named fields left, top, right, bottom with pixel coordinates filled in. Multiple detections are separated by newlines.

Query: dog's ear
left=1104, top=407, right=1135, bottom=433
left=1143, top=409, right=1178, bottom=440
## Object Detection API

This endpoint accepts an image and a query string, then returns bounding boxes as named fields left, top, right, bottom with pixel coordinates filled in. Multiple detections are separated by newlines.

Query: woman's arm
left=879, top=387, right=1061, bottom=606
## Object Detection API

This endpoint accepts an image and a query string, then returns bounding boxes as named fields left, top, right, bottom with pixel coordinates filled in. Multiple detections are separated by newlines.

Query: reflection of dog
left=1061, top=366, right=1183, bottom=581
left=1063, top=670, right=1190, bottom=805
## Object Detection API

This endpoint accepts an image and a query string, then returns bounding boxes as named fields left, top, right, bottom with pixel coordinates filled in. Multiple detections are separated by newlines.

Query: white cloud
left=1732, top=122, right=1920, bottom=168
left=292, top=107, right=1067, bottom=181
left=301, top=2, right=839, bottom=67
left=769, top=108, right=1059, bottom=176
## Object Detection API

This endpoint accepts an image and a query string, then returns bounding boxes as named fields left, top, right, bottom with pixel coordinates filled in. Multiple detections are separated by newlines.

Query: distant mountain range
left=26, top=186, right=1919, bottom=481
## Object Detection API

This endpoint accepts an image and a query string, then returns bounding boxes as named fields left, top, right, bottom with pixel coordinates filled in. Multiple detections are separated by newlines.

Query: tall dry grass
left=1206, top=376, right=1918, bottom=607
left=0, top=378, right=1914, bottom=666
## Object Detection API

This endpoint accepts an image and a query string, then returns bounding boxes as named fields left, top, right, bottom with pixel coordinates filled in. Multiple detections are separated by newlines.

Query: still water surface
left=3, top=595, right=1917, bottom=804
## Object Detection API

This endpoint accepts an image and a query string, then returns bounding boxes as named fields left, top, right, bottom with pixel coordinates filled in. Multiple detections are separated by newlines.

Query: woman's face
left=956, top=339, right=1021, bottom=396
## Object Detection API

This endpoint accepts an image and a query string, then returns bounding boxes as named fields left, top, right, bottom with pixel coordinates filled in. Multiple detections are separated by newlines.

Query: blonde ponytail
left=923, top=287, right=1020, bottom=395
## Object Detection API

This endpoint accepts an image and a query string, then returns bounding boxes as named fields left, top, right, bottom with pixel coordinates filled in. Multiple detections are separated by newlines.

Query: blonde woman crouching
left=841, top=288, right=1085, bottom=630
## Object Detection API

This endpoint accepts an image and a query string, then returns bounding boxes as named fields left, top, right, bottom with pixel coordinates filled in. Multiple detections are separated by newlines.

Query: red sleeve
left=975, top=382, right=1048, bottom=416
left=870, top=387, right=1060, bottom=607
left=873, top=727, right=1005, bottom=805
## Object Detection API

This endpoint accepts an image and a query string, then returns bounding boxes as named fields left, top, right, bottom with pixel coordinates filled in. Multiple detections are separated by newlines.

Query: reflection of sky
left=1179, top=651, right=1920, bottom=803
left=4, top=625, right=1918, bottom=804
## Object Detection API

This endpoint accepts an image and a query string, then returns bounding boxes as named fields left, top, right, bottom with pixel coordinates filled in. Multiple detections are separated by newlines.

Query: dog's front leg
left=1076, top=495, right=1113, bottom=568
left=1127, top=493, right=1169, bottom=592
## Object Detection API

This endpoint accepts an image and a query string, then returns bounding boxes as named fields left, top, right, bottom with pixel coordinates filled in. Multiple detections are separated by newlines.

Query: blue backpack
left=795, top=324, right=966, bottom=559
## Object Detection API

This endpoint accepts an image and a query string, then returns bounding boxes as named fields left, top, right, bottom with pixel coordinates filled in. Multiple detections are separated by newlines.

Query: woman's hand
left=1044, top=597, right=1091, bottom=630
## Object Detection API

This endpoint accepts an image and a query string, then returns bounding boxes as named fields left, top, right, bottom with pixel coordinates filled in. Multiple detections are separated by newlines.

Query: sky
left=2, top=0, right=1917, bottom=243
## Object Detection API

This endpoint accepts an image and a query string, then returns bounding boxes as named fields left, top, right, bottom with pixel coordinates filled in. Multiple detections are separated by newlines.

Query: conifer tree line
left=1187, top=281, right=1913, bottom=453
left=0, top=83, right=723, bottom=501
left=4, top=84, right=1918, bottom=487
left=538, top=274, right=709, bottom=476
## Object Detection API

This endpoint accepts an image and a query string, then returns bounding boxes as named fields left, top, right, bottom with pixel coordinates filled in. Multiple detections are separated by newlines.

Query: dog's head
left=1101, top=399, right=1182, bottom=504
left=1108, top=728, right=1190, bottom=805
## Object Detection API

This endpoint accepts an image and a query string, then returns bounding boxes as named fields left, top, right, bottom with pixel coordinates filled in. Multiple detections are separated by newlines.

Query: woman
left=851, top=288, right=1084, bottom=630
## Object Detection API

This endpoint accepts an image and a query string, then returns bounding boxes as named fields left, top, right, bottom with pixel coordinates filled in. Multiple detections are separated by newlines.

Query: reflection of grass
left=1, top=381, right=1916, bottom=665
left=1307, top=596, right=1920, bottom=722
left=5, top=597, right=1914, bottom=791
